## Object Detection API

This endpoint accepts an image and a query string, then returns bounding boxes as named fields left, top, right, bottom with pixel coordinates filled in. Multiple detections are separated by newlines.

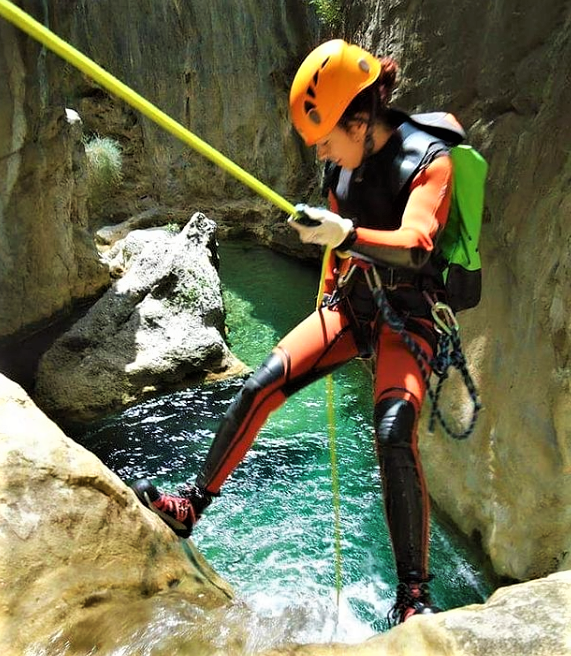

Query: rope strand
left=371, top=282, right=481, bottom=440
left=316, top=250, right=344, bottom=611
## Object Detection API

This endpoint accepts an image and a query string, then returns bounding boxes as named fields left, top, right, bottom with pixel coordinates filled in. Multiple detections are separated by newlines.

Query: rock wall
left=0, top=0, right=318, bottom=348
left=50, top=0, right=319, bottom=222
left=347, top=0, right=571, bottom=580
left=0, top=7, right=110, bottom=341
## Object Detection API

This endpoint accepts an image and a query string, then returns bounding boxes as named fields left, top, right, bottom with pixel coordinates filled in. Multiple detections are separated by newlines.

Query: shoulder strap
left=323, top=111, right=465, bottom=198
left=409, top=112, right=466, bottom=145
left=393, top=120, right=451, bottom=195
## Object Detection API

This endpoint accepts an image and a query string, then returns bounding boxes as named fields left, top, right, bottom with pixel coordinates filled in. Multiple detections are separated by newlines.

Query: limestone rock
left=34, top=213, right=247, bottom=422
left=0, top=373, right=237, bottom=656
left=48, top=0, right=318, bottom=234
left=259, top=571, right=571, bottom=656
left=0, top=14, right=110, bottom=340
left=350, top=0, right=571, bottom=581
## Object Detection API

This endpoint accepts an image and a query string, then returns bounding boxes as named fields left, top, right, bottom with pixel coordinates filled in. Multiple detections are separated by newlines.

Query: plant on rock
left=84, top=135, right=123, bottom=212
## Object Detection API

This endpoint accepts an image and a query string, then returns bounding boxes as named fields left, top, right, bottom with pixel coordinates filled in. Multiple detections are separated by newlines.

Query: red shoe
left=388, top=581, right=441, bottom=627
left=132, top=479, right=212, bottom=538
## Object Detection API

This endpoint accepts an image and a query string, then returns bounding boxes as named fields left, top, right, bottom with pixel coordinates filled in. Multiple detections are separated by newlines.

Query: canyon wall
left=348, top=0, right=571, bottom=580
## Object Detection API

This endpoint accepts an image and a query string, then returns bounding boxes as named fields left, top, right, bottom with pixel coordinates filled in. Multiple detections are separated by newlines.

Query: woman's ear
left=347, top=120, right=367, bottom=143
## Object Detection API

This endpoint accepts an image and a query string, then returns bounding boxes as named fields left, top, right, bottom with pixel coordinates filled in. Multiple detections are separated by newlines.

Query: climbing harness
left=363, top=267, right=482, bottom=440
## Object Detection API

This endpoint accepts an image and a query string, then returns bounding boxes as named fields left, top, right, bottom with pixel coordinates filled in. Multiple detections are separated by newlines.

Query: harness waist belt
left=377, top=267, right=419, bottom=289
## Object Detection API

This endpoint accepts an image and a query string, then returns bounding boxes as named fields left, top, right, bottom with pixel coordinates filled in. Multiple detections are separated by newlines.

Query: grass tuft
left=84, top=135, right=123, bottom=210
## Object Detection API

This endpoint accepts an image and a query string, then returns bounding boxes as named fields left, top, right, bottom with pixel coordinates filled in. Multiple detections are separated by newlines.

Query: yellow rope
left=0, top=0, right=296, bottom=217
left=316, top=247, right=343, bottom=607
left=326, top=373, right=343, bottom=607
left=0, top=0, right=344, bottom=607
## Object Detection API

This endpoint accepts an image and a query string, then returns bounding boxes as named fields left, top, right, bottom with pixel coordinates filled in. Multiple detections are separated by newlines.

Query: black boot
left=387, top=579, right=441, bottom=627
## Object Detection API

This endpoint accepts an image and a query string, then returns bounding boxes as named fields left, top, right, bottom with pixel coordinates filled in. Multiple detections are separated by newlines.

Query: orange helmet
left=289, top=40, right=381, bottom=146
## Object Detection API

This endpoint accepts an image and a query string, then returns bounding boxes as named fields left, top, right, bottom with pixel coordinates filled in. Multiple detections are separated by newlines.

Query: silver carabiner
left=363, top=265, right=382, bottom=293
left=338, top=263, right=358, bottom=289
left=431, top=302, right=459, bottom=335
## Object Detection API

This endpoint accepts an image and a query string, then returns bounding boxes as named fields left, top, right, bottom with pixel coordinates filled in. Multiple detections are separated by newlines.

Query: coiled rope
left=365, top=269, right=482, bottom=440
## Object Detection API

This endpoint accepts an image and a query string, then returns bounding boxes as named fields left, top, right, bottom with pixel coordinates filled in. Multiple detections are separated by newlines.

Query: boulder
left=34, top=213, right=247, bottom=422
left=0, top=373, right=237, bottom=656
left=351, top=0, right=571, bottom=582
left=260, top=571, right=571, bottom=656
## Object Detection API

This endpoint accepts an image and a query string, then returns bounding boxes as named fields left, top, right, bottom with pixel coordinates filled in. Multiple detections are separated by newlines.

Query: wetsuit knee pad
left=374, top=397, right=417, bottom=449
left=230, top=351, right=286, bottom=423
left=241, top=351, right=285, bottom=401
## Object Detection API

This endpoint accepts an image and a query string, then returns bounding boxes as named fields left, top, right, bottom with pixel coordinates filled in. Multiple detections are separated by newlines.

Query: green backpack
left=402, top=113, right=488, bottom=312
left=439, top=144, right=488, bottom=312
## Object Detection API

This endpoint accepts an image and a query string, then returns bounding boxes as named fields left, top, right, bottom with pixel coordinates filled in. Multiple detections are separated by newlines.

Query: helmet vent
left=308, top=108, right=321, bottom=125
left=312, top=71, right=320, bottom=86
left=306, top=85, right=316, bottom=99
left=320, top=56, right=330, bottom=69
left=358, top=58, right=370, bottom=73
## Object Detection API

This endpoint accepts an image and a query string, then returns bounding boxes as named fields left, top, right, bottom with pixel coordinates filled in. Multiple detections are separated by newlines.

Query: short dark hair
left=338, top=56, right=399, bottom=127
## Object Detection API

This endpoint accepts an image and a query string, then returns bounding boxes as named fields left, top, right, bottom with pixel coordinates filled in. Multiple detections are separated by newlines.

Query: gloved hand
left=288, top=204, right=354, bottom=249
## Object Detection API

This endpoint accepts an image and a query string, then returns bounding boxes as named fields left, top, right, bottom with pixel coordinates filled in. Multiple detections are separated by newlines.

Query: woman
left=133, top=39, right=453, bottom=625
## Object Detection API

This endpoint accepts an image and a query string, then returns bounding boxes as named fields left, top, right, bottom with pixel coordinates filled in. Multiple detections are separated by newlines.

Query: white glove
left=288, top=204, right=354, bottom=248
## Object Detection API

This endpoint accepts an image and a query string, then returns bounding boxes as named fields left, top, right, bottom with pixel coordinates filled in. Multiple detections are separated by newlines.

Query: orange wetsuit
left=195, top=123, right=452, bottom=584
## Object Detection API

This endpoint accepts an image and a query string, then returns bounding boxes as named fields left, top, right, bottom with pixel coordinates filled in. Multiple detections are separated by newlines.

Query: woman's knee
left=231, top=351, right=287, bottom=419
left=374, top=396, right=417, bottom=449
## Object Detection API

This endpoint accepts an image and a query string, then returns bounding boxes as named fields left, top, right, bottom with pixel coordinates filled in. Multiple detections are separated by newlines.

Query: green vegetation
left=173, top=283, right=199, bottom=308
left=165, top=222, right=181, bottom=234
left=84, top=135, right=123, bottom=210
left=310, top=0, right=344, bottom=30
left=171, top=271, right=213, bottom=309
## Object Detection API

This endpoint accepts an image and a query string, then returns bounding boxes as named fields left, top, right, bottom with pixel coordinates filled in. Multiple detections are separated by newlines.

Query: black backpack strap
left=392, top=121, right=451, bottom=196
left=323, top=110, right=464, bottom=200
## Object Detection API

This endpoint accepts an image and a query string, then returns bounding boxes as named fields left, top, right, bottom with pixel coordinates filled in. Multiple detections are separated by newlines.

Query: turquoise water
left=75, top=240, right=493, bottom=644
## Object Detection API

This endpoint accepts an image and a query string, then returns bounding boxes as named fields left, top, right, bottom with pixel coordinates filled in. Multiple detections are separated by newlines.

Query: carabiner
left=363, top=266, right=383, bottom=293
left=338, top=263, right=358, bottom=289
left=431, top=302, right=459, bottom=335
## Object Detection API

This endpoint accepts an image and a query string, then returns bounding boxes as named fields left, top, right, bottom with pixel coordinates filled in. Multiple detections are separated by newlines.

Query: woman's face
left=314, top=122, right=366, bottom=170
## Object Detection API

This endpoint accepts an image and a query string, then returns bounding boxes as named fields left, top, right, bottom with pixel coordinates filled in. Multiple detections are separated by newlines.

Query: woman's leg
left=372, top=320, right=434, bottom=587
left=197, top=304, right=359, bottom=493
left=134, top=304, right=359, bottom=536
